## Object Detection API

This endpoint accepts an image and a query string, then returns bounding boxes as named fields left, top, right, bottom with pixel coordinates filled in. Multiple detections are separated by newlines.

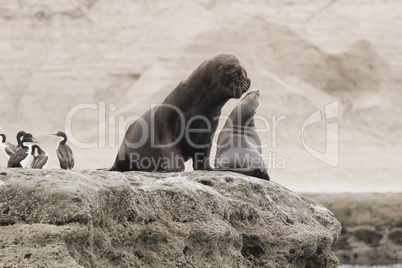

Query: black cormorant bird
left=53, top=131, right=74, bottom=170
left=31, top=145, right=49, bottom=169
left=0, top=134, right=17, bottom=162
left=7, top=133, right=36, bottom=168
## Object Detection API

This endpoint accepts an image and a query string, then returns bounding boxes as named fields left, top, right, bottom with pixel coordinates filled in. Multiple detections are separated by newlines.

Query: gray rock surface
left=306, top=193, right=402, bottom=265
left=0, top=169, right=341, bottom=267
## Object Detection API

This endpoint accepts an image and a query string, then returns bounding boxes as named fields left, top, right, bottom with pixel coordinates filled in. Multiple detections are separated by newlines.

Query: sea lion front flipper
left=161, top=145, right=185, bottom=172
left=193, top=140, right=214, bottom=171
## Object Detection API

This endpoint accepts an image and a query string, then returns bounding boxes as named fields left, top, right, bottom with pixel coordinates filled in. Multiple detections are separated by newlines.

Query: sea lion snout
left=234, top=76, right=251, bottom=97
left=241, top=89, right=260, bottom=109
left=244, top=89, right=260, bottom=98
left=252, top=89, right=260, bottom=96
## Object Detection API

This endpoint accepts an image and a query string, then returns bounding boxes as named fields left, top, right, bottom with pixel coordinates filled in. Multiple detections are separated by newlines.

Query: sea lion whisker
left=236, top=84, right=241, bottom=97
left=241, top=79, right=248, bottom=90
left=239, top=81, right=245, bottom=92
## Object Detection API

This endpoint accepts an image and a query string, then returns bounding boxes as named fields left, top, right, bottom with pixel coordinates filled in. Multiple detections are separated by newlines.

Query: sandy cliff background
left=0, top=0, right=401, bottom=192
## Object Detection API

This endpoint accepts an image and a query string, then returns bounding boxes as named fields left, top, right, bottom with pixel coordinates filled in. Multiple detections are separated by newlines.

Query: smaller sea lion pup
left=214, top=89, right=270, bottom=180
left=111, top=53, right=251, bottom=172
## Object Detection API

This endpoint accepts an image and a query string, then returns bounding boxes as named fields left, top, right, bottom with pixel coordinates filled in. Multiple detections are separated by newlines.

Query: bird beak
left=52, top=134, right=57, bottom=136
left=32, top=138, right=38, bottom=143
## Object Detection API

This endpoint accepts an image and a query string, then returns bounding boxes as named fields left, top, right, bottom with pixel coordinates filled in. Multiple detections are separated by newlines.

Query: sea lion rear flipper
left=255, top=168, right=270, bottom=181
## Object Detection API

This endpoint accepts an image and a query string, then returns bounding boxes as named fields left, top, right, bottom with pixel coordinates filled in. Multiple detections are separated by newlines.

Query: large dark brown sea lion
left=214, top=90, right=270, bottom=180
left=111, top=53, right=251, bottom=172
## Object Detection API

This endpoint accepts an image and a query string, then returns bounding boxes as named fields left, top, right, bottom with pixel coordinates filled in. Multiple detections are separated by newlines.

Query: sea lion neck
left=228, top=101, right=256, bottom=128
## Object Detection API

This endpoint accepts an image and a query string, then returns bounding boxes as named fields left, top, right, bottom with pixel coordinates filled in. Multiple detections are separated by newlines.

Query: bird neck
left=22, top=142, right=31, bottom=149
left=31, top=145, right=39, bottom=156
left=17, top=133, right=24, bottom=146
left=60, top=136, right=67, bottom=145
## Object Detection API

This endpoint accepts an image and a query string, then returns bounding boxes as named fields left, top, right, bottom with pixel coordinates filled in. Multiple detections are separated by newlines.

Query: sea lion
left=111, top=53, right=251, bottom=172
left=214, top=89, right=270, bottom=180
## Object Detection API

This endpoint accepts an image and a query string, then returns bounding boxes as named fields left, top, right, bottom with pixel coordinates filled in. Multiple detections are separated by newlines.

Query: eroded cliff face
left=0, top=169, right=341, bottom=267
left=306, top=193, right=402, bottom=265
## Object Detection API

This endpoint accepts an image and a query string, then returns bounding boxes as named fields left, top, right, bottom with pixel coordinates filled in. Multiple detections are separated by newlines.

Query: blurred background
left=1, top=0, right=401, bottom=193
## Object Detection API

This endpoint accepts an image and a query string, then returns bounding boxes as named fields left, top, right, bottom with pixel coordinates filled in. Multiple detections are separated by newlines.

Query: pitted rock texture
left=0, top=169, right=340, bottom=267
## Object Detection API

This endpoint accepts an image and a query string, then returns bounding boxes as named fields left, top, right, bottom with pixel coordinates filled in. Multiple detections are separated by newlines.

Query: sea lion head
left=230, top=89, right=260, bottom=127
left=192, top=53, right=251, bottom=99
left=240, top=89, right=260, bottom=119
left=241, top=89, right=260, bottom=109
left=215, top=54, right=251, bottom=98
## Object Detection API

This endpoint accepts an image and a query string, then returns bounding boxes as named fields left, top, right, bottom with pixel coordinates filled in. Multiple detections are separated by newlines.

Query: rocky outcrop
left=306, top=193, right=402, bottom=265
left=0, top=169, right=340, bottom=267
